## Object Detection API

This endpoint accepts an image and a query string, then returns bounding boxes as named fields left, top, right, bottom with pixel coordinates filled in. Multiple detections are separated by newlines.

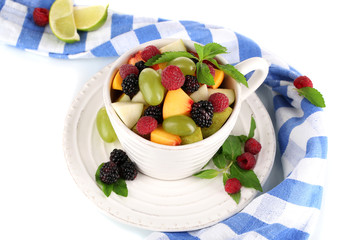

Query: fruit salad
left=110, top=39, right=241, bottom=146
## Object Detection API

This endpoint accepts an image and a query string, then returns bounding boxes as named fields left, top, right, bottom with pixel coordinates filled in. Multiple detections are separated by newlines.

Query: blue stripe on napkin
left=180, top=20, right=212, bottom=45
left=134, top=24, right=161, bottom=44
left=111, top=13, right=133, bottom=38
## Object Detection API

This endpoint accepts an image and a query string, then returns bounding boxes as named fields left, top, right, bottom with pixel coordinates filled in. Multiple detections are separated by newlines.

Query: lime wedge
left=49, top=0, right=80, bottom=43
left=74, top=4, right=109, bottom=31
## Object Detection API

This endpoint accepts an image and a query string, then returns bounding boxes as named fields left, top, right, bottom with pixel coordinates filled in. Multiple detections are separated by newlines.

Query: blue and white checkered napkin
left=0, top=0, right=328, bottom=239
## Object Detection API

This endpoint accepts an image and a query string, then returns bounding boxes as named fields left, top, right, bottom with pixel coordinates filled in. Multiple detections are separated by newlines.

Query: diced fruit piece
left=150, top=126, right=181, bottom=146
left=168, top=57, right=196, bottom=76
left=139, top=68, right=165, bottom=106
left=111, top=102, right=143, bottom=128
left=159, top=39, right=186, bottom=53
left=112, top=71, right=123, bottom=90
left=163, top=115, right=196, bottom=136
left=131, top=91, right=147, bottom=104
left=152, top=62, right=167, bottom=71
left=208, top=88, right=235, bottom=105
left=209, top=69, right=225, bottom=89
left=190, top=84, right=208, bottom=102
left=182, top=75, right=200, bottom=94
left=202, top=107, right=232, bottom=138
left=115, top=93, right=130, bottom=102
left=96, top=107, right=117, bottom=143
left=163, top=88, right=194, bottom=119
left=128, top=51, right=144, bottom=65
left=181, top=127, right=203, bottom=145
left=191, top=100, right=214, bottom=128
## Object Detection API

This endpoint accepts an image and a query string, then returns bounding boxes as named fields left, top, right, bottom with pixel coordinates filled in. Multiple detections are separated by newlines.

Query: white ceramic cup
left=104, top=39, right=269, bottom=180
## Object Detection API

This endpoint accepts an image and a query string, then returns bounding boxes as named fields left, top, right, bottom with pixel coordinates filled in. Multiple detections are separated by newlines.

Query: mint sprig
left=145, top=41, right=247, bottom=87
left=193, top=116, right=262, bottom=204
left=296, top=87, right=326, bottom=108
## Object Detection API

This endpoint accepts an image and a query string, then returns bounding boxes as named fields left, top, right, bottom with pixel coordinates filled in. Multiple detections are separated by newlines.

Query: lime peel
left=74, top=4, right=109, bottom=32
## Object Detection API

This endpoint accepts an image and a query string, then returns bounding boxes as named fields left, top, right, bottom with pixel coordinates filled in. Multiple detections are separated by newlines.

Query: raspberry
left=144, top=105, right=163, bottom=123
left=121, top=73, right=139, bottom=97
left=224, top=178, right=241, bottom=194
left=110, top=149, right=129, bottom=167
left=135, top=61, right=148, bottom=73
left=208, top=93, right=229, bottom=112
left=119, top=64, right=139, bottom=79
left=182, top=75, right=200, bottom=94
left=244, top=138, right=262, bottom=155
left=236, top=152, right=256, bottom=170
left=191, top=100, right=214, bottom=128
left=136, top=116, right=158, bottom=135
left=141, top=45, right=161, bottom=62
left=161, top=65, right=185, bottom=90
left=33, top=8, right=49, bottom=27
left=119, top=160, right=138, bottom=180
left=294, top=76, right=313, bottom=89
left=99, top=161, right=120, bottom=184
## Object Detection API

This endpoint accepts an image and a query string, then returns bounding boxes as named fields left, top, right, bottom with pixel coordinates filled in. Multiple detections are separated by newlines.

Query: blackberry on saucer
left=99, top=161, right=120, bottom=184
left=110, top=149, right=129, bottom=167
left=119, top=160, right=138, bottom=180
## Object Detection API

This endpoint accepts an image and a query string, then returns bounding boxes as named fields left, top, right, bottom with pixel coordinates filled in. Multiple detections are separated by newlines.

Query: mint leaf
left=230, top=164, right=262, bottom=191
left=297, top=87, right=326, bottom=108
left=248, top=116, right=256, bottom=139
left=194, top=43, right=204, bottom=60
left=203, top=43, right=228, bottom=60
left=113, top=179, right=128, bottom=197
left=221, top=135, right=243, bottom=160
left=145, top=51, right=196, bottom=66
left=223, top=172, right=229, bottom=185
left=196, top=62, right=215, bottom=85
left=219, top=64, right=248, bottom=87
left=213, top=152, right=227, bottom=169
left=194, top=169, right=219, bottom=179
left=229, top=191, right=241, bottom=204
left=238, top=135, right=248, bottom=143
left=204, top=58, right=220, bottom=68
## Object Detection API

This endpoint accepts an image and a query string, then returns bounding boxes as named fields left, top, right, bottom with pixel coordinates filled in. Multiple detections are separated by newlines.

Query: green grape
left=139, top=68, right=165, bottom=106
left=167, top=57, right=196, bottom=76
left=163, top=115, right=197, bottom=136
left=96, top=107, right=117, bottom=143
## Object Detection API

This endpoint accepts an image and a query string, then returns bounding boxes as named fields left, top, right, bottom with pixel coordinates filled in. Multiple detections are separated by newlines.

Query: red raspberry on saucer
left=136, top=116, right=158, bottom=135
left=294, top=76, right=313, bottom=89
left=33, top=8, right=49, bottom=27
left=244, top=138, right=262, bottom=155
left=141, top=45, right=161, bottom=62
left=119, top=64, right=139, bottom=79
left=208, top=92, right=229, bottom=112
left=237, top=152, right=256, bottom=170
left=225, top=178, right=241, bottom=194
left=161, top=65, right=185, bottom=90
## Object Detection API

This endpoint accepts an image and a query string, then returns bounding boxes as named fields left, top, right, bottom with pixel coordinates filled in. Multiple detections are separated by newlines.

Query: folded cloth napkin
left=0, top=1, right=328, bottom=239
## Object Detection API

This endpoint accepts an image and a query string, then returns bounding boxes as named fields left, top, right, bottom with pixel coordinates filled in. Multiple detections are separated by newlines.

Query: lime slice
left=49, top=0, right=80, bottom=43
left=74, top=4, right=109, bottom=31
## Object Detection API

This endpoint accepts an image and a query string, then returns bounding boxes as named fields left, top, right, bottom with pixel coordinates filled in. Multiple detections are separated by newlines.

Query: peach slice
left=209, top=69, right=225, bottom=89
left=163, top=88, right=194, bottom=119
left=128, top=51, right=144, bottom=65
left=150, top=126, right=181, bottom=146
left=112, top=71, right=123, bottom=90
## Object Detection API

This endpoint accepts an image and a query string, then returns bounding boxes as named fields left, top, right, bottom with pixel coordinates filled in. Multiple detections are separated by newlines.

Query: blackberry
left=119, top=160, right=138, bottom=180
left=121, top=73, right=139, bottom=97
left=99, top=161, right=120, bottom=184
left=144, top=105, right=163, bottom=123
left=135, top=60, right=148, bottom=73
left=110, top=149, right=129, bottom=167
left=182, top=75, right=200, bottom=94
left=191, top=100, right=214, bottom=128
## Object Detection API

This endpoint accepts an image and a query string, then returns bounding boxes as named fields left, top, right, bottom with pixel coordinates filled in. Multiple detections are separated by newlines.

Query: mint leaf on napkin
left=297, top=87, right=326, bottom=108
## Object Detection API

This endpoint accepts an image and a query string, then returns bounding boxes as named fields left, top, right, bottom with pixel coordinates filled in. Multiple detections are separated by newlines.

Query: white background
left=0, top=0, right=359, bottom=239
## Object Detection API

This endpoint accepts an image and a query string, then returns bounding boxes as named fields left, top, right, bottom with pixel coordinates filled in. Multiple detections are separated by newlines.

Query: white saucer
left=63, top=63, right=276, bottom=232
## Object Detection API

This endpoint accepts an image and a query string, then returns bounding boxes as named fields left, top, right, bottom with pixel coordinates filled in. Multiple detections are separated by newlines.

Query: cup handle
left=234, top=57, right=269, bottom=100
